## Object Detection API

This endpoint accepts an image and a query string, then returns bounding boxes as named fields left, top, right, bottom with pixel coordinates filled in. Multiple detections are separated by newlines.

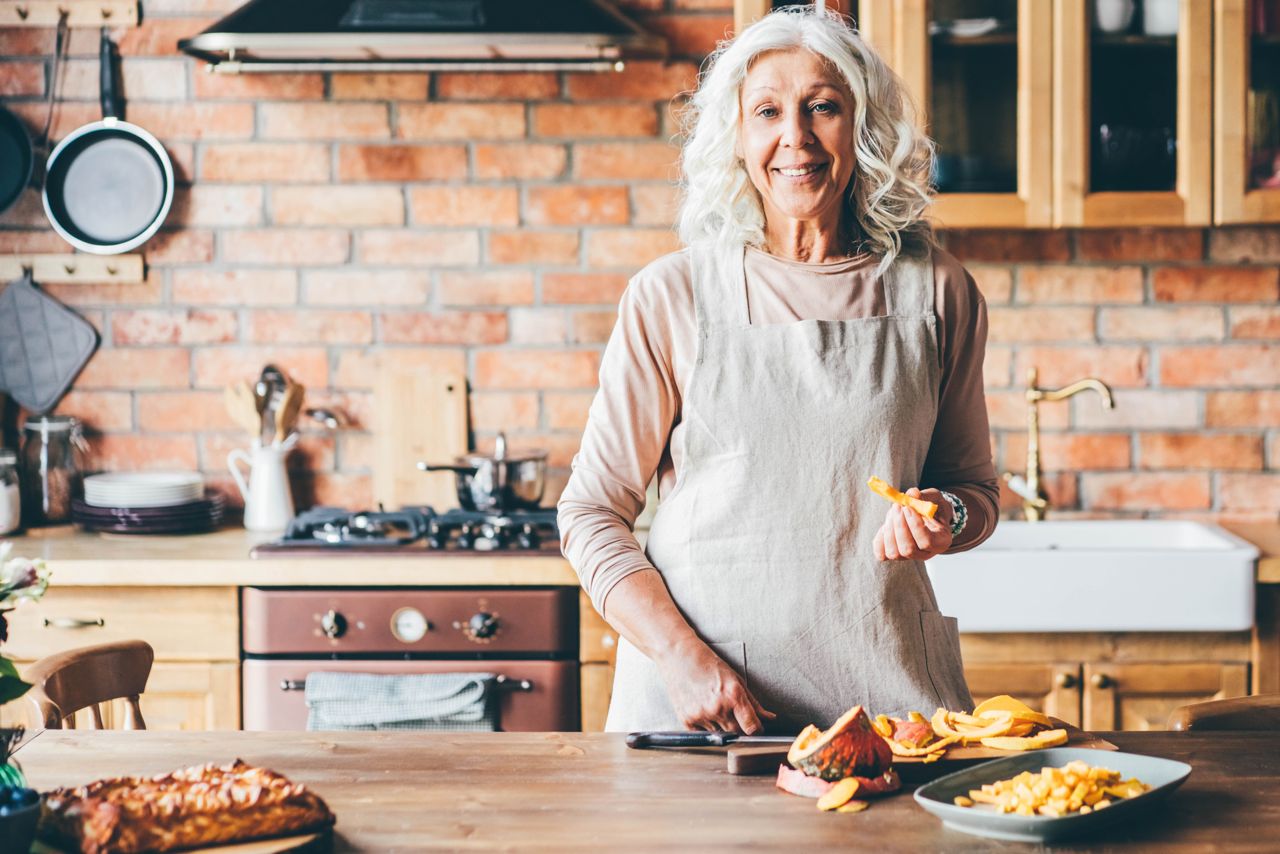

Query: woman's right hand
left=654, top=637, right=776, bottom=734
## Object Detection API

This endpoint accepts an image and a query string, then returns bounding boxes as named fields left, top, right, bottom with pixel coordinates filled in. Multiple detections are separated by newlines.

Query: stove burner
left=273, top=506, right=558, bottom=552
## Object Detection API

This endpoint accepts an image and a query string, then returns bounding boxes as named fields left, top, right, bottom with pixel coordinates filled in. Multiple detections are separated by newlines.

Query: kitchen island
left=14, top=730, right=1279, bottom=852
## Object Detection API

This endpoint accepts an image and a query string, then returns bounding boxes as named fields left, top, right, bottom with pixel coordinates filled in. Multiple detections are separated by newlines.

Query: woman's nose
left=780, top=113, right=814, bottom=147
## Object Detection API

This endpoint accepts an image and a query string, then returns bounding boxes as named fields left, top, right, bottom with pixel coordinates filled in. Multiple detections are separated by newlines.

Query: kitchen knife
left=626, top=731, right=795, bottom=749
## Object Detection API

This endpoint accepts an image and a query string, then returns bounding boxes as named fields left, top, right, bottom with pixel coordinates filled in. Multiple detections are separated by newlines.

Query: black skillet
left=42, top=29, right=174, bottom=255
left=0, top=105, right=33, bottom=217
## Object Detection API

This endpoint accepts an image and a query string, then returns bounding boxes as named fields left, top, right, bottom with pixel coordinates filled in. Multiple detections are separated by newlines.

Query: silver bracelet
left=938, top=490, right=967, bottom=537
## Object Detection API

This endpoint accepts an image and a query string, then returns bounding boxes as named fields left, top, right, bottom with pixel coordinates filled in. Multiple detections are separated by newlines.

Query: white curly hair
left=676, top=4, right=936, bottom=273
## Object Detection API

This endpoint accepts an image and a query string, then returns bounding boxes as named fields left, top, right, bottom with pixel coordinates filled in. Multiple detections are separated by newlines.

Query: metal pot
left=418, top=432, right=546, bottom=513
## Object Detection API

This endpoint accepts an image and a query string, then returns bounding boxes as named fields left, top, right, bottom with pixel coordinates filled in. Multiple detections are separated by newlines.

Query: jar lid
left=22, top=415, right=79, bottom=431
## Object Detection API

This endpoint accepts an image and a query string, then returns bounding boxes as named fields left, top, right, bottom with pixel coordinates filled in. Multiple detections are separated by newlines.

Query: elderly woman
left=558, top=6, right=999, bottom=735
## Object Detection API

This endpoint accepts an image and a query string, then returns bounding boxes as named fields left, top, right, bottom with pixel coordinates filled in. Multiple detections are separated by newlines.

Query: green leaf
left=0, top=675, right=31, bottom=705
left=0, top=657, right=20, bottom=680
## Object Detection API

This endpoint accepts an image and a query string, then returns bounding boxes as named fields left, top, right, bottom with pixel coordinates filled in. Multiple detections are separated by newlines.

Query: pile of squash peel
left=874, top=695, right=1069, bottom=762
left=777, top=696, right=1069, bottom=814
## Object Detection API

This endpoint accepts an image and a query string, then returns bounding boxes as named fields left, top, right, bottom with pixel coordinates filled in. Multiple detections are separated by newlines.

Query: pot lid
left=460, top=432, right=546, bottom=465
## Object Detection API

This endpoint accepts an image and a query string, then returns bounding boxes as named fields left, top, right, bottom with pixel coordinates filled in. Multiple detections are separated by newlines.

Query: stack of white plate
left=84, top=472, right=205, bottom=509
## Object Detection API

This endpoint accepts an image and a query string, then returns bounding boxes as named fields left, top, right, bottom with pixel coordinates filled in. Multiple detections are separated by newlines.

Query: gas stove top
left=251, top=506, right=560, bottom=555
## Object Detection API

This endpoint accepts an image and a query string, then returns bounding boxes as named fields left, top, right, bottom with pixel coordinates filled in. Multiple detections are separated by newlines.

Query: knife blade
left=626, top=731, right=796, bottom=749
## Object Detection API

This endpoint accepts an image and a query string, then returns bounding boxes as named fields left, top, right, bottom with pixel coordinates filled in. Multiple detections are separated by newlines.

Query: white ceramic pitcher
left=228, top=445, right=294, bottom=532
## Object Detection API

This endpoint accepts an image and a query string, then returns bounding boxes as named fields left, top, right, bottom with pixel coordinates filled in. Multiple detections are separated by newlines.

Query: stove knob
left=320, top=609, right=347, bottom=639
left=517, top=525, right=538, bottom=550
left=468, top=611, right=500, bottom=640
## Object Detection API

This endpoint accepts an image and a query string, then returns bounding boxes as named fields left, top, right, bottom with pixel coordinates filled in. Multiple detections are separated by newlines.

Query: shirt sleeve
left=557, top=270, right=682, bottom=616
left=924, top=251, right=1000, bottom=552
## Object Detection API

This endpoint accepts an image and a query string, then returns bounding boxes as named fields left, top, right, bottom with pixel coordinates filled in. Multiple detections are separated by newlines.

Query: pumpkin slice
left=816, top=778, right=861, bottom=811
left=787, top=706, right=893, bottom=782
left=871, top=714, right=893, bottom=739
left=932, top=708, right=1013, bottom=744
left=775, top=764, right=835, bottom=798
left=980, top=728, right=1069, bottom=751
left=973, top=694, right=1055, bottom=729
left=867, top=476, right=938, bottom=518
left=837, top=800, right=870, bottom=814
left=886, top=734, right=958, bottom=757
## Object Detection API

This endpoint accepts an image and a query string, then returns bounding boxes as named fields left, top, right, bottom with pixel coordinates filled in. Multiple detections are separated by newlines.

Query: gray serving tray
left=913, top=747, right=1192, bottom=843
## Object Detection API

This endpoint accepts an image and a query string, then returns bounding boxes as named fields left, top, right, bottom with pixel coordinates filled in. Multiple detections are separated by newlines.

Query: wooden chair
left=1167, top=694, right=1280, bottom=731
left=23, top=640, right=154, bottom=730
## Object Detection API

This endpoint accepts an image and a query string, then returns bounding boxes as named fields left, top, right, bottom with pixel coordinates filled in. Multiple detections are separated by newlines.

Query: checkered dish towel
left=304, top=671, right=497, bottom=731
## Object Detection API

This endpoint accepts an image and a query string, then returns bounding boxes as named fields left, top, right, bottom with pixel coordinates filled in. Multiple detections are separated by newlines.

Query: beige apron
left=605, top=242, right=973, bottom=733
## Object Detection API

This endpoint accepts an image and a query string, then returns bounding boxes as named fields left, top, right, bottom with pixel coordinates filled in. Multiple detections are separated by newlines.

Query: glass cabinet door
left=1215, top=0, right=1280, bottom=222
left=735, top=2, right=871, bottom=39
left=885, top=0, right=1053, bottom=227
left=1054, top=0, right=1212, bottom=226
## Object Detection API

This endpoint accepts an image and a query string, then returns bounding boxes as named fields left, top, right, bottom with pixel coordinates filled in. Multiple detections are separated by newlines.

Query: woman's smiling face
left=738, top=48, right=856, bottom=232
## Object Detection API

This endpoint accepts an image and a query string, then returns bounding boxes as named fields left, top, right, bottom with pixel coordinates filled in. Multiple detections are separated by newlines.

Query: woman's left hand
left=873, top=487, right=953, bottom=562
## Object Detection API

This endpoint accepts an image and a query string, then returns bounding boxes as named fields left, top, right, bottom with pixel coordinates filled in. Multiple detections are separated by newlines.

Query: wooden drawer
left=578, top=591, right=617, bottom=665
left=2, top=587, right=238, bottom=662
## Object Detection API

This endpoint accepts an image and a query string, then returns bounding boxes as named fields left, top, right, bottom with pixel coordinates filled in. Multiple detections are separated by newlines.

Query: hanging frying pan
left=42, top=30, right=173, bottom=255
left=0, top=106, right=33, bottom=217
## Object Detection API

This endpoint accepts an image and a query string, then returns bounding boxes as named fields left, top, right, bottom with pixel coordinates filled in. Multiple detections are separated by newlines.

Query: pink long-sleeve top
left=559, top=244, right=1000, bottom=616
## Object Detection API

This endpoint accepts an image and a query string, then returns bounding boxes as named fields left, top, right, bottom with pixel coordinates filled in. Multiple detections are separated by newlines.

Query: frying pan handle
left=99, top=29, right=121, bottom=121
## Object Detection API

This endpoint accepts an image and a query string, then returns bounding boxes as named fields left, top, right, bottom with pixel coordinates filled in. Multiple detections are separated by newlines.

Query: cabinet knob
left=1091, top=673, right=1114, bottom=690
left=319, top=609, right=347, bottom=639
left=1055, top=672, right=1077, bottom=689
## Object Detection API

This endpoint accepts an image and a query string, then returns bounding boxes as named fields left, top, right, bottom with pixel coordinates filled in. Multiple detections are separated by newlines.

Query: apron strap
left=689, top=242, right=749, bottom=338
left=883, top=243, right=935, bottom=318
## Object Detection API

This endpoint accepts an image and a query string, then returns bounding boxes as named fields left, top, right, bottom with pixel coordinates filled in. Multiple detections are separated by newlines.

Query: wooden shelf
left=0, top=253, right=144, bottom=284
left=0, top=1, right=137, bottom=27
left=931, top=32, right=1018, bottom=47
left=1091, top=33, right=1178, bottom=48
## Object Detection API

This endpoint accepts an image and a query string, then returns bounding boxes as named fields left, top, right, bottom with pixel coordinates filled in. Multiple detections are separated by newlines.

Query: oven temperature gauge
left=390, top=607, right=430, bottom=643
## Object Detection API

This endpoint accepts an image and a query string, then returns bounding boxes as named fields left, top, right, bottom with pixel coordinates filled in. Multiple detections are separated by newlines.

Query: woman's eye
left=756, top=106, right=778, bottom=118
left=810, top=101, right=834, bottom=114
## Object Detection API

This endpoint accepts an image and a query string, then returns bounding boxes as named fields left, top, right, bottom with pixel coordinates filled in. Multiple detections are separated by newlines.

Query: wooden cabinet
left=963, top=661, right=1083, bottom=726
left=1054, top=0, right=1212, bottom=225
left=1215, top=0, right=1280, bottom=222
left=882, top=0, right=1054, bottom=227
left=0, top=587, right=240, bottom=730
left=1082, top=661, right=1249, bottom=731
left=579, top=591, right=617, bottom=732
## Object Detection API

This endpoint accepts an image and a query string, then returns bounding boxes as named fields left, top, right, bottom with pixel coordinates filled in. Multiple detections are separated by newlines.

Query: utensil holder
left=228, top=445, right=294, bottom=532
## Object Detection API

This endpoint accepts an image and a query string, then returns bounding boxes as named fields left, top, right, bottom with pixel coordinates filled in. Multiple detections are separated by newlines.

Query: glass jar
left=20, top=415, right=85, bottom=526
left=0, top=449, right=19, bottom=535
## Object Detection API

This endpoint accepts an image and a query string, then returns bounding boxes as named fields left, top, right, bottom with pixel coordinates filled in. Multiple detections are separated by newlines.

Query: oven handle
left=279, top=675, right=535, bottom=692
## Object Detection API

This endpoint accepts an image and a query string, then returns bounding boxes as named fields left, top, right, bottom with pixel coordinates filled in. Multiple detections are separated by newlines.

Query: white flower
left=0, top=541, right=50, bottom=607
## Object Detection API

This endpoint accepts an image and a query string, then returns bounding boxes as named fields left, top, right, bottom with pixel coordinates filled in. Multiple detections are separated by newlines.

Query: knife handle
left=626, top=731, right=734, bottom=749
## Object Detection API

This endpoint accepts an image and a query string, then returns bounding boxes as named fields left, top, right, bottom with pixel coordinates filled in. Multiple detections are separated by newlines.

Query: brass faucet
left=1002, top=367, right=1115, bottom=522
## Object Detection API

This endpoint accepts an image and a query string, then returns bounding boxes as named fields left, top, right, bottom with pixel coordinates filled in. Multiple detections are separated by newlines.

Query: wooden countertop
left=1, top=526, right=577, bottom=587
left=1224, top=522, right=1280, bottom=584
left=3, top=521, right=1275, bottom=586
left=15, top=730, right=1279, bottom=852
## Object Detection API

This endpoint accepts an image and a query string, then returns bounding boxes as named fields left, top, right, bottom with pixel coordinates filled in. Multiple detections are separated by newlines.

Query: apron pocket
left=919, top=610, right=973, bottom=712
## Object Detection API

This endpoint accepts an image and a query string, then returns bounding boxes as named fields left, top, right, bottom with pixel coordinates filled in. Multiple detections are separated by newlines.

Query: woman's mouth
left=774, top=163, right=827, bottom=181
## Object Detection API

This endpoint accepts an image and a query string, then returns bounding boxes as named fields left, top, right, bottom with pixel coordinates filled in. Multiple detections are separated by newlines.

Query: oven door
left=242, top=659, right=579, bottom=732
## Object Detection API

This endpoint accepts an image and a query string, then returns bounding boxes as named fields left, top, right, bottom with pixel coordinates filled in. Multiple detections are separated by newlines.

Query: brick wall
left=0, top=1, right=1276, bottom=521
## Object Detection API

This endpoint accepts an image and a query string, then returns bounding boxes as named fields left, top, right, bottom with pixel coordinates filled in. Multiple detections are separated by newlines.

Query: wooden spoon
left=274, top=382, right=306, bottom=445
left=223, top=382, right=262, bottom=440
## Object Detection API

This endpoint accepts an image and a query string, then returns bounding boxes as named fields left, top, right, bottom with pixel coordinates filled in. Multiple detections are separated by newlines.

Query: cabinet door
left=0, top=661, right=239, bottom=731
left=884, top=0, right=1052, bottom=227
left=1215, top=0, right=1280, bottom=221
left=735, top=2, right=868, bottom=36
left=1054, top=0, right=1212, bottom=225
left=1083, top=661, right=1249, bottom=731
left=964, top=662, right=1083, bottom=726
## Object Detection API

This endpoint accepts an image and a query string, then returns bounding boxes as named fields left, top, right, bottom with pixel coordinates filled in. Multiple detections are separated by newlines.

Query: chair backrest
left=23, top=640, right=154, bottom=730
left=1167, top=694, right=1280, bottom=731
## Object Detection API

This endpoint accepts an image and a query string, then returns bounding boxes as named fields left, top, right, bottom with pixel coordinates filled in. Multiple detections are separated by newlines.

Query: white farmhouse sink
left=926, top=521, right=1258, bottom=632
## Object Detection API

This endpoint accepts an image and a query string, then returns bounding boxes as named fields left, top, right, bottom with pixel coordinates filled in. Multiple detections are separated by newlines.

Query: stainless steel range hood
left=179, top=0, right=668, bottom=73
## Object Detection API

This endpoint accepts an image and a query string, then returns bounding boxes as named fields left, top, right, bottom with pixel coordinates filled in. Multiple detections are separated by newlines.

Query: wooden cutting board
left=727, top=720, right=1118, bottom=783
left=372, top=358, right=469, bottom=512
left=34, top=829, right=331, bottom=853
